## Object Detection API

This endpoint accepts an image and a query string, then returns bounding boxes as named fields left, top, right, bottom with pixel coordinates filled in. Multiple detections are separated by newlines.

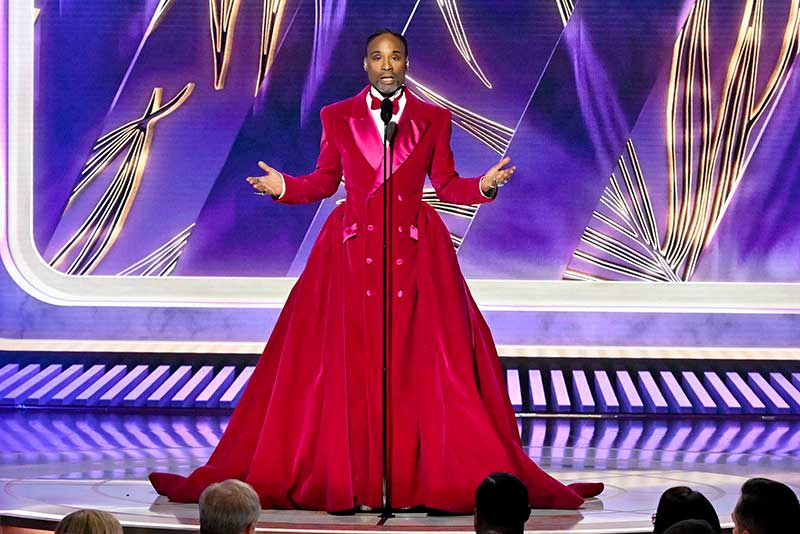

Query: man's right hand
left=247, top=161, right=284, bottom=197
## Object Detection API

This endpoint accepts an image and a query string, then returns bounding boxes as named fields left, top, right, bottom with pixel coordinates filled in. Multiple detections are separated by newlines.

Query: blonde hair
left=54, top=509, right=123, bottom=534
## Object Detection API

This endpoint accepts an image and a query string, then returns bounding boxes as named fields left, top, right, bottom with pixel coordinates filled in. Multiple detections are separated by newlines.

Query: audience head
left=199, top=479, right=261, bottom=534
left=653, top=486, right=721, bottom=534
left=733, top=477, right=800, bottom=534
left=663, top=519, right=717, bottom=534
left=54, top=509, right=123, bottom=534
left=474, top=472, right=531, bottom=534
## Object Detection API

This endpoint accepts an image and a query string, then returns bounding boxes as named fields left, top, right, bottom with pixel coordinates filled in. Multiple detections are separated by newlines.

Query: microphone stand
left=379, top=99, right=396, bottom=519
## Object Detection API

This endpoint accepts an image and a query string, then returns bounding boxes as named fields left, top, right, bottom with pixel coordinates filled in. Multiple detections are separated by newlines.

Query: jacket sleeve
left=428, top=109, right=496, bottom=205
left=276, top=107, right=343, bottom=204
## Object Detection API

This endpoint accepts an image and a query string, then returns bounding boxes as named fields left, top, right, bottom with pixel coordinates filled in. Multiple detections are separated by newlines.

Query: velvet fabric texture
left=150, top=87, right=601, bottom=512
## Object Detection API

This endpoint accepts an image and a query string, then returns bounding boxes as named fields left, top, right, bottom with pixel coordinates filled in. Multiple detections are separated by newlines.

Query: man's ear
left=363, top=59, right=367, bottom=71
left=245, top=522, right=256, bottom=534
left=405, top=58, right=410, bottom=68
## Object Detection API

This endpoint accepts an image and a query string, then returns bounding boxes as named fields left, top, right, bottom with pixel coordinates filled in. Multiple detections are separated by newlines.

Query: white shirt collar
left=369, top=85, right=405, bottom=101
left=366, top=85, right=407, bottom=140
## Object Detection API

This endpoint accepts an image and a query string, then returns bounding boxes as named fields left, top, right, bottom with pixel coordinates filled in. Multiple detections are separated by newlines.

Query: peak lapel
left=366, top=87, right=432, bottom=195
left=346, top=86, right=383, bottom=171
left=390, top=89, right=429, bottom=173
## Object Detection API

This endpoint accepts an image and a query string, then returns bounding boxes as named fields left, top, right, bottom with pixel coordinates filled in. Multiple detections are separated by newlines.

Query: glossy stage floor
left=1, top=412, right=799, bottom=533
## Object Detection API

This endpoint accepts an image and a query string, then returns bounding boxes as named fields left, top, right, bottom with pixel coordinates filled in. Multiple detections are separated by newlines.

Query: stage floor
left=2, top=412, right=800, bottom=533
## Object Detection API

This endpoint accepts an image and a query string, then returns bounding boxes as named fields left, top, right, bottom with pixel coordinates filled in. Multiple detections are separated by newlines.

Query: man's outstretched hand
left=247, top=161, right=284, bottom=197
left=480, top=157, right=516, bottom=195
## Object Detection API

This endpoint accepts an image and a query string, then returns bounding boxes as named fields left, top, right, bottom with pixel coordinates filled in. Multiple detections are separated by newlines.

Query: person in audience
left=54, top=509, right=123, bottom=534
left=732, top=477, right=800, bottom=534
left=199, top=479, right=261, bottom=534
left=652, top=486, right=721, bottom=534
left=663, top=519, right=717, bottom=534
left=474, top=472, right=531, bottom=534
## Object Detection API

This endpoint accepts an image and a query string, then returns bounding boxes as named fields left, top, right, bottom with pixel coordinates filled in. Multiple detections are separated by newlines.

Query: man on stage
left=151, top=29, right=601, bottom=512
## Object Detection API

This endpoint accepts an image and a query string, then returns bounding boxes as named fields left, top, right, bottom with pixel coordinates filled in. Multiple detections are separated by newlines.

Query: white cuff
left=276, top=173, right=286, bottom=199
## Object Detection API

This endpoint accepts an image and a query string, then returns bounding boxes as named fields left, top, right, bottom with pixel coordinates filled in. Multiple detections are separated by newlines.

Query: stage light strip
left=144, top=0, right=178, bottom=37
left=705, top=0, right=800, bottom=249
left=117, top=223, right=195, bottom=276
left=571, top=142, right=682, bottom=283
left=406, top=76, right=513, bottom=155
left=562, top=269, right=606, bottom=282
left=49, top=85, right=194, bottom=275
left=555, top=0, right=575, bottom=28
left=434, top=0, right=492, bottom=88
left=665, top=0, right=712, bottom=273
left=255, top=0, right=288, bottom=95
left=681, top=0, right=799, bottom=277
left=210, top=0, right=242, bottom=91
left=2, top=337, right=800, bottom=361
left=400, top=0, right=422, bottom=35
left=568, top=0, right=800, bottom=283
left=580, top=227, right=669, bottom=280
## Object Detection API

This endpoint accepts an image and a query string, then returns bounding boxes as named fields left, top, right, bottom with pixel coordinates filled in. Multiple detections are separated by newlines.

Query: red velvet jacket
left=278, top=85, right=494, bottom=225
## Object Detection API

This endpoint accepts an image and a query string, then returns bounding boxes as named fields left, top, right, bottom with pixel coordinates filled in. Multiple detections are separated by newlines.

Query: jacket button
left=366, top=257, right=373, bottom=264
left=366, top=290, right=373, bottom=297
left=396, top=290, right=404, bottom=298
left=397, top=226, right=403, bottom=233
left=395, top=258, right=403, bottom=266
left=367, top=224, right=375, bottom=232
left=397, top=194, right=403, bottom=201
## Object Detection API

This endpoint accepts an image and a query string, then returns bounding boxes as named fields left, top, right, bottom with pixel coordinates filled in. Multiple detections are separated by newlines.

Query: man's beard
left=373, top=80, right=403, bottom=97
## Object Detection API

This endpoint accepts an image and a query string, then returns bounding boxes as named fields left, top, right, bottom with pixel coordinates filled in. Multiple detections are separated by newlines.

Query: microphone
left=380, top=98, right=393, bottom=124
left=385, top=121, right=398, bottom=144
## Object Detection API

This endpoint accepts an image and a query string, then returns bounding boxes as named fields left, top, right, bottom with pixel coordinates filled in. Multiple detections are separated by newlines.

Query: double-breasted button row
left=363, top=224, right=405, bottom=233
left=366, top=289, right=405, bottom=298
left=367, top=257, right=405, bottom=265
left=367, top=287, right=407, bottom=300
left=362, top=214, right=408, bottom=299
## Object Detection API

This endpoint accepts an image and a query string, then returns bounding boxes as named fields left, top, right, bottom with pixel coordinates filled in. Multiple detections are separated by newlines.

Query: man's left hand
left=480, top=157, right=516, bottom=195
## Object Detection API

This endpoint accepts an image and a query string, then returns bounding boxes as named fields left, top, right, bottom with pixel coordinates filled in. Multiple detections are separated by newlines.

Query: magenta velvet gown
left=150, top=86, right=601, bottom=512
